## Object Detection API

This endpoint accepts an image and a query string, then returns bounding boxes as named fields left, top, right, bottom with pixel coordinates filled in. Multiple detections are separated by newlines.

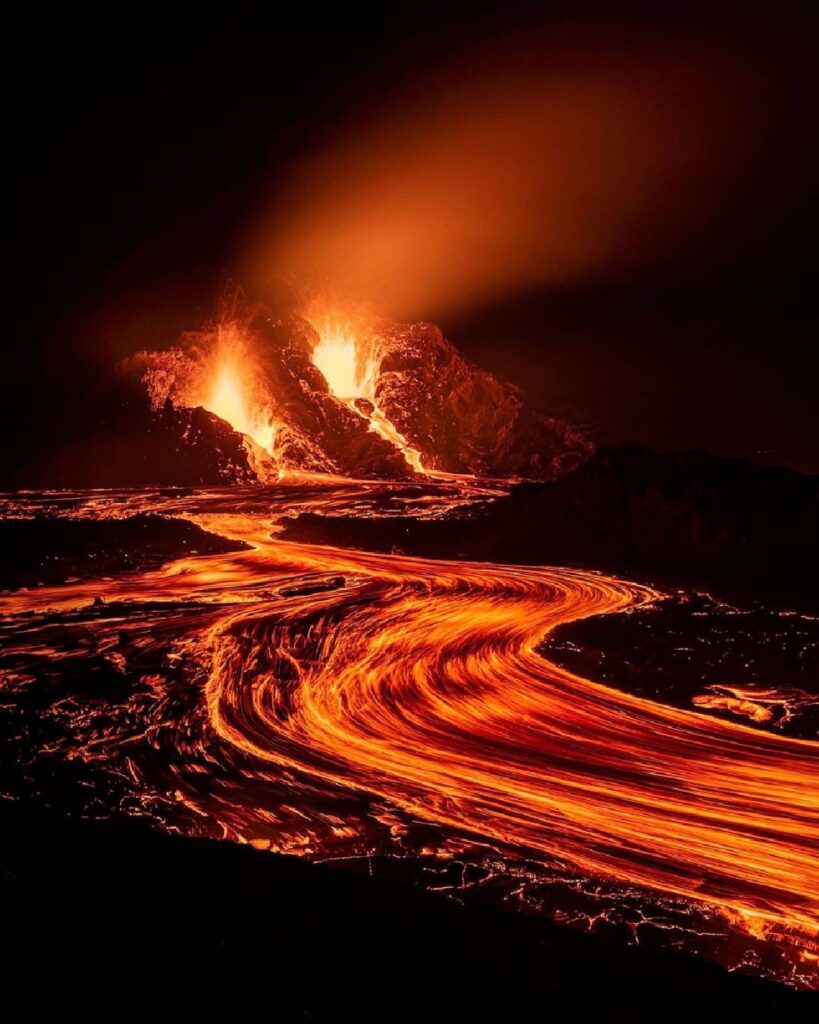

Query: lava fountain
left=306, top=308, right=426, bottom=474
left=205, top=357, right=275, bottom=453
left=137, top=296, right=431, bottom=475
left=310, top=315, right=379, bottom=401
left=140, top=314, right=278, bottom=456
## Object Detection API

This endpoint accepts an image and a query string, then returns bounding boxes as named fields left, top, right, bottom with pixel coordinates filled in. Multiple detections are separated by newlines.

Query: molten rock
left=128, top=308, right=591, bottom=484
left=248, top=314, right=415, bottom=479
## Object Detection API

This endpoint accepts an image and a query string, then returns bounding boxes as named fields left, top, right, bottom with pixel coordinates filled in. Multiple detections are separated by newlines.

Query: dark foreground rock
left=0, top=513, right=248, bottom=589
left=542, top=592, right=819, bottom=739
left=2, top=802, right=814, bottom=1022
left=281, top=447, right=819, bottom=607
left=372, top=319, right=591, bottom=478
left=18, top=379, right=264, bottom=487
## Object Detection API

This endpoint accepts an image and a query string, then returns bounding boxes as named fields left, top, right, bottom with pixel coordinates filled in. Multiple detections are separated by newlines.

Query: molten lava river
left=1, top=479, right=817, bottom=989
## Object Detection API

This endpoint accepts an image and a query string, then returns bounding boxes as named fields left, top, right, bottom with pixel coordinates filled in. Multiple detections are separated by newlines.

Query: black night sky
left=5, top=4, right=818, bottom=483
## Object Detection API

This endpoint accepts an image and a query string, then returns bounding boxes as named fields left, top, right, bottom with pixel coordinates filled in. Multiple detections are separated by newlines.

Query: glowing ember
left=693, top=684, right=819, bottom=728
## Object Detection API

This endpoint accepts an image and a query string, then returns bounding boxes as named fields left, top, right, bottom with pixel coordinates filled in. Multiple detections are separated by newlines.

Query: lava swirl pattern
left=1, top=486, right=816, bottom=986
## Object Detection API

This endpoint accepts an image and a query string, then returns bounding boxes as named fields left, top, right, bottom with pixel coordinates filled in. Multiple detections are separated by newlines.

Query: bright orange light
left=248, top=25, right=772, bottom=317
left=5, top=487, right=817, bottom=989
left=307, top=309, right=426, bottom=474
left=140, top=315, right=277, bottom=455
left=311, top=319, right=376, bottom=400
left=205, top=360, right=275, bottom=453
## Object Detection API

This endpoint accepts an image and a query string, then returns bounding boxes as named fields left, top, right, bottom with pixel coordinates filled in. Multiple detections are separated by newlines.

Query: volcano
left=124, top=305, right=591, bottom=486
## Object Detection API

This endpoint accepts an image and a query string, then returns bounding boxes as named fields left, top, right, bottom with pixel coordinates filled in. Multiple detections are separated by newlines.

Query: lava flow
left=2, top=295, right=817, bottom=990
left=1, top=480, right=817, bottom=989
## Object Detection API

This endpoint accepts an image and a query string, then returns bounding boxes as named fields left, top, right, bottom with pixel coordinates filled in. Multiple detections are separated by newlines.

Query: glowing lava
left=0, top=480, right=817, bottom=988
left=309, top=312, right=426, bottom=474
left=139, top=305, right=278, bottom=457
left=311, top=317, right=378, bottom=400
left=204, top=359, right=275, bottom=453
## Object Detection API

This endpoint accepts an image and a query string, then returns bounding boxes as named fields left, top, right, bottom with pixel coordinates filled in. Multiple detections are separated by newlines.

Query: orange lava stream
left=3, top=496, right=817, bottom=981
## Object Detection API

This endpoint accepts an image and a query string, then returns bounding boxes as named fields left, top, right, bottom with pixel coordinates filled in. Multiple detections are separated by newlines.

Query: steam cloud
left=247, top=21, right=791, bottom=318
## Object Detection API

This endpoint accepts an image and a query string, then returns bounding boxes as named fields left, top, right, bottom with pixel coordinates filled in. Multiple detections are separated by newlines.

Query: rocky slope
left=16, top=309, right=591, bottom=487
left=26, top=382, right=263, bottom=488
left=374, top=319, right=591, bottom=478
left=247, top=314, right=414, bottom=478
left=132, top=309, right=590, bottom=483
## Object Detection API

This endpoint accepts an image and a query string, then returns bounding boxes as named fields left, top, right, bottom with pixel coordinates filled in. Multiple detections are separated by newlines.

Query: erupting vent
left=140, top=318, right=278, bottom=461
left=308, top=314, right=427, bottom=474
left=206, top=362, right=276, bottom=454
left=311, top=319, right=377, bottom=400
left=133, top=299, right=590, bottom=482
